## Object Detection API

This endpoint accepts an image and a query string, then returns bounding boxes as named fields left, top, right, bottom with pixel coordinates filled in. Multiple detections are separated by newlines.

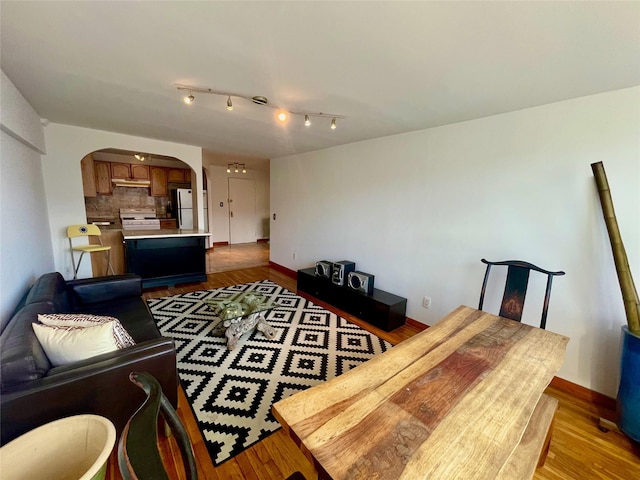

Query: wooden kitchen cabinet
left=90, top=230, right=125, bottom=275
left=80, top=155, right=97, bottom=197
left=150, top=166, right=168, bottom=196
left=94, top=161, right=112, bottom=195
left=131, top=164, right=150, bottom=180
left=111, top=162, right=131, bottom=179
left=167, top=168, right=190, bottom=183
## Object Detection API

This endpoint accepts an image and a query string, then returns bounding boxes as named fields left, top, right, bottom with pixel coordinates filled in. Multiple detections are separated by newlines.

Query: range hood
left=112, top=179, right=151, bottom=188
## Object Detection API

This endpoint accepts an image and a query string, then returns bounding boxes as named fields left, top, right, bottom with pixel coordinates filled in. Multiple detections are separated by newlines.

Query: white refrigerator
left=174, top=188, right=193, bottom=229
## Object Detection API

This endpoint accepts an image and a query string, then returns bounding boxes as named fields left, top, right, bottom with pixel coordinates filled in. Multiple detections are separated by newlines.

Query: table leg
left=256, top=313, right=277, bottom=339
left=225, top=313, right=276, bottom=350
left=225, top=313, right=259, bottom=350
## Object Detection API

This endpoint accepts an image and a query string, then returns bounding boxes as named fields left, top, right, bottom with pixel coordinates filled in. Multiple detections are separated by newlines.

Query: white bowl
left=0, top=414, right=116, bottom=480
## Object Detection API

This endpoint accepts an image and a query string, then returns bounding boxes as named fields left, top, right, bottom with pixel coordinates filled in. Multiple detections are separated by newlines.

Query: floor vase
left=618, top=326, right=640, bottom=442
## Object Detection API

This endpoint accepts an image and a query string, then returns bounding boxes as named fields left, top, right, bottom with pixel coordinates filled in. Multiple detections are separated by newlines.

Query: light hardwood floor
left=206, top=242, right=270, bottom=274
left=107, top=261, right=640, bottom=480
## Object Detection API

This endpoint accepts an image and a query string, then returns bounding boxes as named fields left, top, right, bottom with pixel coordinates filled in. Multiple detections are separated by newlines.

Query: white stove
left=120, top=208, right=160, bottom=230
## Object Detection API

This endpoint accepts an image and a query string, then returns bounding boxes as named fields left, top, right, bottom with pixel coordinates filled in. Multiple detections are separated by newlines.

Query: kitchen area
left=82, top=149, right=211, bottom=287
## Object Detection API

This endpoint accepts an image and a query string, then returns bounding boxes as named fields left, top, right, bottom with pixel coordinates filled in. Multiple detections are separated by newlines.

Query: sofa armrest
left=67, top=274, right=142, bottom=305
left=0, top=338, right=178, bottom=445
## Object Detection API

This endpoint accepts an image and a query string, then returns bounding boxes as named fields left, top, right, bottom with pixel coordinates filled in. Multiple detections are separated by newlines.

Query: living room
left=1, top=2, right=639, bottom=479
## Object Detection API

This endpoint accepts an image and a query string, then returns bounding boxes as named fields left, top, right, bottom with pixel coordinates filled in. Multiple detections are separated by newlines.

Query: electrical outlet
left=422, top=296, right=432, bottom=309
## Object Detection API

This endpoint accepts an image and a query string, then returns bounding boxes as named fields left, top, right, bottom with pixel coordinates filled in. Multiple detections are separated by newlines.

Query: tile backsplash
left=85, top=187, right=169, bottom=219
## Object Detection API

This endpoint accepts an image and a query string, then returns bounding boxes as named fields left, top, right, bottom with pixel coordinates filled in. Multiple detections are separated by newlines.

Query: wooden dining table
left=272, top=305, right=569, bottom=480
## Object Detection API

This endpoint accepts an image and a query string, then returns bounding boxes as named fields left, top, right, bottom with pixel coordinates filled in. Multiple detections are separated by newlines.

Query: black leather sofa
left=0, top=272, right=178, bottom=445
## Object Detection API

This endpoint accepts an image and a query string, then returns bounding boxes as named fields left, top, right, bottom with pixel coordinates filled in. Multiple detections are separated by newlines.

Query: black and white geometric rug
left=147, top=280, right=392, bottom=466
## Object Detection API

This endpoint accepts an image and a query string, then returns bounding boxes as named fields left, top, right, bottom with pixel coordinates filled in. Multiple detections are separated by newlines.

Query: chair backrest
left=67, top=224, right=102, bottom=238
left=478, top=259, right=565, bottom=329
left=118, top=372, right=198, bottom=480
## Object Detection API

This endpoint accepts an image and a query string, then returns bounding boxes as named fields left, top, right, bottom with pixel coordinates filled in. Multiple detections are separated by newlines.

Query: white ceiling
left=2, top=1, right=639, bottom=163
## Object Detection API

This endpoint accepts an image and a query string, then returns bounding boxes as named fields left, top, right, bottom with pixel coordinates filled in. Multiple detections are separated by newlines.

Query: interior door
left=228, top=178, right=256, bottom=244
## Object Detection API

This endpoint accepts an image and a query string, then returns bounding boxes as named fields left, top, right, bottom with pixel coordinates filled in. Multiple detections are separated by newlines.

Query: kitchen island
left=123, top=229, right=211, bottom=288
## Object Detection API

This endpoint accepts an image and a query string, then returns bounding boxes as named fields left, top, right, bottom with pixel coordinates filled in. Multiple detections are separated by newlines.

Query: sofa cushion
left=0, top=303, right=53, bottom=389
left=32, top=322, right=120, bottom=367
left=76, top=297, right=161, bottom=344
left=25, top=272, right=70, bottom=312
left=38, top=313, right=136, bottom=349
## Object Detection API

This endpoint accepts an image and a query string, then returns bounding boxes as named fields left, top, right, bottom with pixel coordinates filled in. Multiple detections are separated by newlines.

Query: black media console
left=297, top=268, right=407, bottom=331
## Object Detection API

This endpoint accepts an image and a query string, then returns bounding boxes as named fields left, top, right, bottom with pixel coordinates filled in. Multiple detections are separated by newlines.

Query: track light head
left=331, top=118, right=337, bottom=130
left=226, top=96, right=233, bottom=111
left=226, top=165, right=231, bottom=173
left=304, top=115, right=311, bottom=127
left=277, top=111, right=288, bottom=123
left=242, top=165, right=247, bottom=173
left=251, top=96, right=269, bottom=105
left=184, top=94, right=195, bottom=105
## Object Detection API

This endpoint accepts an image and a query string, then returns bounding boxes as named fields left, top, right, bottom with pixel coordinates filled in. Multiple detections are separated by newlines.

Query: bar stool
left=67, top=224, right=115, bottom=279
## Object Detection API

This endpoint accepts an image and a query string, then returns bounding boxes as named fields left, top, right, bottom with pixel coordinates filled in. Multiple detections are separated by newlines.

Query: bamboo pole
left=591, top=161, right=640, bottom=334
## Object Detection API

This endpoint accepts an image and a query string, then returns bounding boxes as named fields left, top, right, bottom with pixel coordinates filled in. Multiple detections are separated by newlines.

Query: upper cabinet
left=167, top=168, right=190, bottom=183
left=94, top=161, right=112, bottom=195
left=111, top=163, right=131, bottom=179
left=150, top=167, right=168, bottom=196
left=131, top=164, right=150, bottom=180
left=113, top=162, right=150, bottom=181
left=81, top=154, right=190, bottom=197
left=81, top=155, right=97, bottom=197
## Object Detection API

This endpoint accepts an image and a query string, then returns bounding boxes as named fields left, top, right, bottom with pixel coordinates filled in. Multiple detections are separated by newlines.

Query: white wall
left=42, top=124, right=203, bottom=278
left=271, top=87, right=640, bottom=397
left=205, top=164, right=270, bottom=243
left=0, top=71, right=54, bottom=328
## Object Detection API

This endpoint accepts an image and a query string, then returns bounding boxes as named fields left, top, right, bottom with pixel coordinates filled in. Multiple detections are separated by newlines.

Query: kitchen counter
left=123, top=231, right=209, bottom=288
left=122, top=229, right=210, bottom=240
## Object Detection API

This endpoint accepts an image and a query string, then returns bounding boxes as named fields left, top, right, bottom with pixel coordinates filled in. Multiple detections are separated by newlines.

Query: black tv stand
left=297, top=268, right=407, bottom=331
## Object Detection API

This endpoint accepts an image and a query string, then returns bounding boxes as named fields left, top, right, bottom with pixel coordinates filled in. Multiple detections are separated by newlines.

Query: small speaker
left=348, top=271, right=375, bottom=295
left=331, top=261, right=356, bottom=287
left=315, top=260, right=333, bottom=279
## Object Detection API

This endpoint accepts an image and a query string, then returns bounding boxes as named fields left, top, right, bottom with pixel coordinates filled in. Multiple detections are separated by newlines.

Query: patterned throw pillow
left=32, top=322, right=120, bottom=367
left=38, top=313, right=135, bottom=349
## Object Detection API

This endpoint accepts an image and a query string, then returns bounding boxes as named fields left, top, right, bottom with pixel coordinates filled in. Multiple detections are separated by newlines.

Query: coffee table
left=204, top=291, right=278, bottom=350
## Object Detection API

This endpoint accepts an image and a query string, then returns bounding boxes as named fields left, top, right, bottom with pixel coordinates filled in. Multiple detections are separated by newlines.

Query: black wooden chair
left=478, top=259, right=565, bottom=329
left=118, top=371, right=198, bottom=480
left=118, top=372, right=307, bottom=480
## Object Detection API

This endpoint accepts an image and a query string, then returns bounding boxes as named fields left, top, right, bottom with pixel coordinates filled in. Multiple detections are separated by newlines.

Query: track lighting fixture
left=176, top=84, right=345, bottom=130
left=134, top=154, right=146, bottom=161
left=226, top=163, right=247, bottom=174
